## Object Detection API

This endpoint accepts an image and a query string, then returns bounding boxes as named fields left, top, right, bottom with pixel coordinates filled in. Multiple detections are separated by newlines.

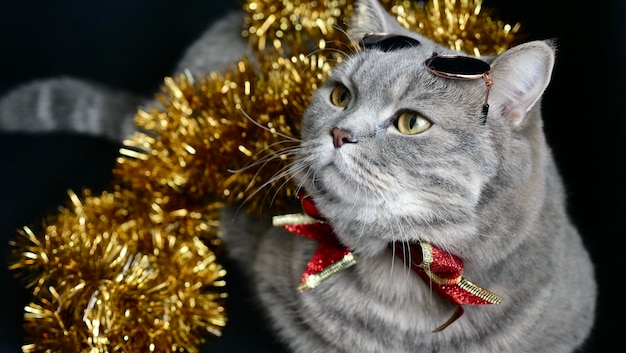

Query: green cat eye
left=330, top=84, right=352, bottom=108
left=396, top=111, right=431, bottom=135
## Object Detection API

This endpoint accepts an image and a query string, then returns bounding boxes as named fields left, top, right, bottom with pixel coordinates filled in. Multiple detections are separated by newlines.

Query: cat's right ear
left=349, top=0, right=408, bottom=38
left=488, top=40, right=556, bottom=127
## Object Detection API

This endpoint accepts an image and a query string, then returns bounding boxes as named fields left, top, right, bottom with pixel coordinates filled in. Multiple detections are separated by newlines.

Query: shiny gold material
left=273, top=213, right=319, bottom=227
left=298, top=252, right=357, bottom=292
left=9, top=0, right=519, bottom=351
left=418, top=241, right=462, bottom=286
left=10, top=189, right=226, bottom=352
left=457, top=278, right=503, bottom=304
left=416, top=241, right=502, bottom=303
left=381, top=0, right=521, bottom=56
left=244, top=0, right=520, bottom=58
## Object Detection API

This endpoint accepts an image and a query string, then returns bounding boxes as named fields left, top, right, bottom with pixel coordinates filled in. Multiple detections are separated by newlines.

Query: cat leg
left=0, top=77, right=147, bottom=143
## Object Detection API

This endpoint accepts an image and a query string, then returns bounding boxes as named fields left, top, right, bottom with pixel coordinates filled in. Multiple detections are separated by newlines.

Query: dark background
left=0, top=0, right=622, bottom=352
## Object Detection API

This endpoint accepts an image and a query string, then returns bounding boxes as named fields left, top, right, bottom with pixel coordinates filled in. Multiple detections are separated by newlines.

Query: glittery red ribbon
left=392, top=242, right=496, bottom=305
left=284, top=221, right=353, bottom=284
left=392, top=241, right=502, bottom=331
left=275, top=194, right=501, bottom=331
left=282, top=195, right=356, bottom=292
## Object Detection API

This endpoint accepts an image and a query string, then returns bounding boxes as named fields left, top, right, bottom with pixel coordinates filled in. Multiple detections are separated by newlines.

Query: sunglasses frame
left=424, top=53, right=493, bottom=123
left=359, top=32, right=422, bottom=52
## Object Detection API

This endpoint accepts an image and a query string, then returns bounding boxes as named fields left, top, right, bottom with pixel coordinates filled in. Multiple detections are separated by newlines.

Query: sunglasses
left=359, top=32, right=421, bottom=52
left=424, top=53, right=493, bottom=123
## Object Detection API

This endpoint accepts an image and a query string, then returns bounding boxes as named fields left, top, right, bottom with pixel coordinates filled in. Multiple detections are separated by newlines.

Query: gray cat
left=0, top=0, right=596, bottom=352
left=222, top=0, right=597, bottom=352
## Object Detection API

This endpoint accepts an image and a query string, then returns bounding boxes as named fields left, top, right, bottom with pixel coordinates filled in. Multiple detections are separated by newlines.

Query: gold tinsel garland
left=9, top=1, right=520, bottom=352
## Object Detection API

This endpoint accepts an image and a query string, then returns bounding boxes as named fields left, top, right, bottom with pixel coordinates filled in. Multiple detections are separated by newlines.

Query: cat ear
left=488, top=40, right=556, bottom=127
left=349, top=0, right=408, bottom=37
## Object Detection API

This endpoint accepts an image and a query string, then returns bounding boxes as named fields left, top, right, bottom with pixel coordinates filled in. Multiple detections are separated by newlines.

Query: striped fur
left=221, top=1, right=596, bottom=352
left=0, top=11, right=247, bottom=143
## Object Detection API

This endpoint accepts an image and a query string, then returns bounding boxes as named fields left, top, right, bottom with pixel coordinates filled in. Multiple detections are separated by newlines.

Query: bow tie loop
left=299, top=193, right=324, bottom=220
left=272, top=194, right=502, bottom=331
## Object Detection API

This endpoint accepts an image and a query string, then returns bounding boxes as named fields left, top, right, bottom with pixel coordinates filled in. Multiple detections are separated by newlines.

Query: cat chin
left=344, top=237, right=388, bottom=258
left=322, top=203, right=480, bottom=259
left=300, top=166, right=480, bottom=257
left=308, top=174, right=385, bottom=208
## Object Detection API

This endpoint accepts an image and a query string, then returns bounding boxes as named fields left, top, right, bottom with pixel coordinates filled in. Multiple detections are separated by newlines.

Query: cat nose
left=331, top=127, right=356, bottom=148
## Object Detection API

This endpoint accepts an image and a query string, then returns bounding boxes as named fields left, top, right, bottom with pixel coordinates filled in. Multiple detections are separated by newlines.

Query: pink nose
left=332, top=128, right=355, bottom=148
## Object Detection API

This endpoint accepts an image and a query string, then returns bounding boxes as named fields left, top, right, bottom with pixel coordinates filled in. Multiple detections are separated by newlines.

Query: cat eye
left=395, top=111, right=432, bottom=135
left=424, top=53, right=493, bottom=123
left=330, top=84, right=352, bottom=108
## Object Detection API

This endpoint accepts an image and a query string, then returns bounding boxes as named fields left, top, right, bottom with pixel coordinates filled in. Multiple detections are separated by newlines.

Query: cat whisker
left=398, top=240, right=416, bottom=288
left=247, top=155, right=298, bottom=194
left=242, top=159, right=295, bottom=197
left=399, top=216, right=429, bottom=293
left=236, top=151, right=300, bottom=204
left=307, top=38, right=356, bottom=58
left=332, top=24, right=362, bottom=56
left=304, top=26, right=359, bottom=66
left=267, top=162, right=313, bottom=205
left=233, top=163, right=300, bottom=215
left=227, top=143, right=300, bottom=174
left=238, top=146, right=314, bottom=209
left=292, top=171, right=308, bottom=196
left=225, top=105, right=304, bottom=212
left=228, top=154, right=297, bottom=210
left=299, top=166, right=317, bottom=194
left=238, top=108, right=301, bottom=143
left=227, top=107, right=302, bottom=181
left=306, top=47, right=351, bottom=63
left=266, top=168, right=303, bottom=206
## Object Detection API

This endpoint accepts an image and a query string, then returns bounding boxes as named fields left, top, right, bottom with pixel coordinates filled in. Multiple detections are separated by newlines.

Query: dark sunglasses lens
left=360, top=34, right=421, bottom=52
left=425, top=56, right=490, bottom=76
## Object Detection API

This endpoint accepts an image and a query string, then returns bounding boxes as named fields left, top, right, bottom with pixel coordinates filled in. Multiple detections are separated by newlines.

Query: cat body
left=222, top=1, right=596, bottom=352
left=0, top=1, right=596, bottom=352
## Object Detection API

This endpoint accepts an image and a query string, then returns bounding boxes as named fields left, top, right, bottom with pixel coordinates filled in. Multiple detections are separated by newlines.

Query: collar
left=272, top=194, right=502, bottom=332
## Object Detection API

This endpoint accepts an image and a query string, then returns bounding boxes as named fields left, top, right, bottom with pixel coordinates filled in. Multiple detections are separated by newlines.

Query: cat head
left=291, top=0, right=556, bottom=258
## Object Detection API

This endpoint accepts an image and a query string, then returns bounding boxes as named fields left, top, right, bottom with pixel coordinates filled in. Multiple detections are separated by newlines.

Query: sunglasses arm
left=481, top=72, right=493, bottom=124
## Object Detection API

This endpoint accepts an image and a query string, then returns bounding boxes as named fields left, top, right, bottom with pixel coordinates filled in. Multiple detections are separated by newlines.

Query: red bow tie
left=272, top=194, right=502, bottom=332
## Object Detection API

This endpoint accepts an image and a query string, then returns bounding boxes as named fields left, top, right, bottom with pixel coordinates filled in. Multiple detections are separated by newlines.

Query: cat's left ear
left=349, top=0, right=411, bottom=37
left=488, top=40, right=556, bottom=127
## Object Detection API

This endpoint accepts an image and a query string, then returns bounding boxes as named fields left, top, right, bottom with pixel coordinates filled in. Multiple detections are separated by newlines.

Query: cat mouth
left=311, top=175, right=322, bottom=192
left=309, top=174, right=387, bottom=211
left=310, top=164, right=350, bottom=195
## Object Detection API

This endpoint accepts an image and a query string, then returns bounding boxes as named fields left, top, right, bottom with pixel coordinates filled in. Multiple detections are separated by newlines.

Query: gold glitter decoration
left=115, top=54, right=333, bottom=214
left=10, top=188, right=226, bottom=352
left=242, top=0, right=354, bottom=54
left=380, top=0, right=521, bottom=56
left=244, top=0, right=520, bottom=57
left=9, top=1, right=521, bottom=352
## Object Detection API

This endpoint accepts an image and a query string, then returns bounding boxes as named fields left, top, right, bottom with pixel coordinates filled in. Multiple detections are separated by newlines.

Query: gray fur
left=0, top=11, right=248, bottom=143
left=0, top=77, right=145, bottom=142
left=174, top=11, right=250, bottom=75
left=0, top=1, right=596, bottom=352
left=222, top=0, right=596, bottom=352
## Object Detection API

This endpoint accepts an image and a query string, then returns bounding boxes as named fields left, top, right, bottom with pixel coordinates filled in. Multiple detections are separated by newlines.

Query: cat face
left=289, top=0, right=555, bottom=257
left=292, top=39, right=497, bottom=255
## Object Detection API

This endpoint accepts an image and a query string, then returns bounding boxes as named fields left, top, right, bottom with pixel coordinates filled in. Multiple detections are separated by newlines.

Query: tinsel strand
left=10, top=189, right=226, bottom=352
left=9, top=1, right=521, bottom=352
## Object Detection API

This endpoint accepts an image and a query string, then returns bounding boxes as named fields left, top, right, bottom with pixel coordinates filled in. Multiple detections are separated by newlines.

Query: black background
left=0, top=0, right=622, bottom=352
